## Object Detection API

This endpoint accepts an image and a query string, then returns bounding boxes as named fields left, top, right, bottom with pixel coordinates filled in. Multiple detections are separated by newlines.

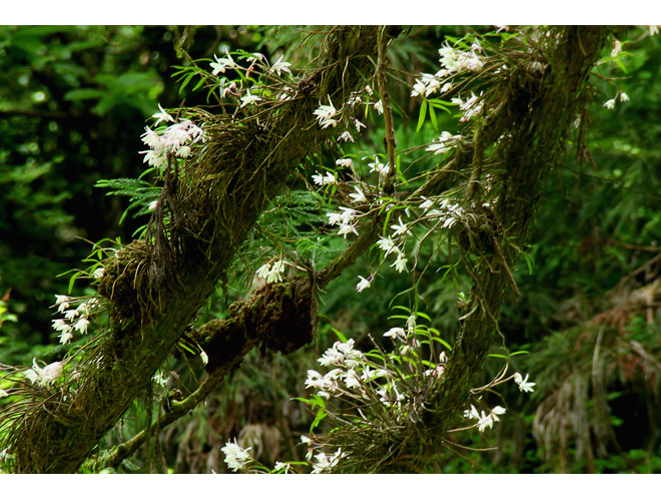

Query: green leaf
left=64, top=88, right=107, bottom=101
left=416, top=99, right=428, bottom=132
left=330, top=327, right=347, bottom=343
left=429, top=101, right=438, bottom=131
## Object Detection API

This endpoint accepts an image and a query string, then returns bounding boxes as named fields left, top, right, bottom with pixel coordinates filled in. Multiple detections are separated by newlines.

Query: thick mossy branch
left=320, top=26, right=611, bottom=474
left=2, top=26, right=398, bottom=474
left=428, top=25, right=610, bottom=449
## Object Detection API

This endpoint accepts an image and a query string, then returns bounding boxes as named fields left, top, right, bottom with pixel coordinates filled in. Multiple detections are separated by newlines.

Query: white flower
left=152, top=103, right=174, bottom=126
left=210, top=53, right=238, bottom=75
left=354, top=119, right=367, bottom=131
left=439, top=351, right=447, bottom=364
left=312, top=171, right=336, bottom=186
left=300, top=435, right=312, bottom=445
left=477, top=410, right=494, bottom=432
left=335, top=158, right=353, bottom=168
left=376, top=236, right=398, bottom=256
left=391, top=253, right=408, bottom=273
left=221, top=440, right=253, bottom=472
left=603, top=99, right=616, bottom=109
left=139, top=149, right=167, bottom=168
left=611, top=39, right=622, bottom=58
left=64, top=309, right=79, bottom=321
left=337, top=222, right=358, bottom=237
left=367, top=156, right=389, bottom=178
left=463, top=404, right=480, bottom=420
left=270, top=55, right=292, bottom=76
left=274, top=461, right=292, bottom=473
left=256, top=260, right=286, bottom=284
left=383, top=327, right=406, bottom=340
left=52, top=319, right=69, bottom=332
left=411, top=79, right=427, bottom=98
left=391, top=216, right=411, bottom=237
left=54, top=294, right=71, bottom=307
left=650, top=26, right=659, bottom=37
left=25, top=359, right=63, bottom=387
left=0, top=389, right=8, bottom=398
left=374, top=100, right=383, bottom=114
left=59, top=331, right=73, bottom=344
left=337, top=131, right=354, bottom=143
left=491, top=406, right=506, bottom=418
left=620, top=92, right=629, bottom=102
left=240, top=90, right=262, bottom=108
left=313, top=96, right=339, bottom=129
left=141, top=126, right=162, bottom=149
left=176, top=145, right=191, bottom=158
left=93, top=267, right=105, bottom=279
left=356, top=275, right=371, bottom=293
left=513, top=372, right=536, bottom=393
left=200, top=350, right=209, bottom=366
left=349, top=186, right=366, bottom=204
left=419, top=196, right=434, bottom=210
left=267, top=260, right=286, bottom=283
left=73, top=318, right=90, bottom=334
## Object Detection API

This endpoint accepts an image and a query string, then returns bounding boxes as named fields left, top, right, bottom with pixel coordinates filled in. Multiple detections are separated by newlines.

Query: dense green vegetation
left=0, top=25, right=660, bottom=474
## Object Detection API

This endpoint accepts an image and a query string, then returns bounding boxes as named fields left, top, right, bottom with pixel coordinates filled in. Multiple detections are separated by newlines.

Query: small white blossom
left=513, top=372, right=536, bottom=393
left=419, top=196, right=434, bottom=210
left=313, top=96, right=339, bottom=129
left=391, top=216, right=411, bottom=237
left=210, top=53, right=238, bottom=75
left=335, top=158, right=353, bottom=168
left=356, top=275, right=371, bottom=293
left=270, top=55, right=292, bottom=76
left=376, top=236, right=398, bottom=256
left=603, top=99, right=616, bottom=109
left=620, top=92, right=629, bottom=102
left=337, top=222, right=358, bottom=237
left=256, top=260, right=287, bottom=284
left=349, top=185, right=366, bottom=204
left=411, top=79, right=427, bottom=98
left=221, top=440, right=253, bottom=472
left=93, top=267, right=105, bottom=279
left=152, top=103, right=174, bottom=126
left=64, top=309, right=79, bottom=321
left=59, top=330, right=73, bottom=345
left=312, top=171, right=336, bottom=186
left=141, top=126, right=162, bottom=149
left=200, top=350, right=209, bottom=366
left=73, top=318, right=90, bottom=334
left=274, top=461, right=292, bottom=473
left=354, top=119, right=367, bottom=131
left=383, top=327, right=406, bottom=340
left=0, top=389, right=8, bottom=398
left=52, top=319, right=69, bottom=332
left=25, top=359, right=63, bottom=387
left=374, top=100, right=383, bottom=114
left=391, top=253, right=408, bottom=273
left=337, top=131, right=354, bottom=143
left=611, top=39, right=622, bottom=58
left=240, top=90, right=262, bottom=108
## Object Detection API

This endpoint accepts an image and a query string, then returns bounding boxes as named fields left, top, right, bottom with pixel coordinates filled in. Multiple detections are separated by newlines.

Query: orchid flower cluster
left=205, top=50, right=294, bottom=110
left=139, top=105, right=206, bottom=170
left=409, top=38, right=487, bottom=124
left=51, top=293, right=102, bottom=345
left=219, top=438, right=301, bottom=474
left=255, top=259, right=288, bottom=285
